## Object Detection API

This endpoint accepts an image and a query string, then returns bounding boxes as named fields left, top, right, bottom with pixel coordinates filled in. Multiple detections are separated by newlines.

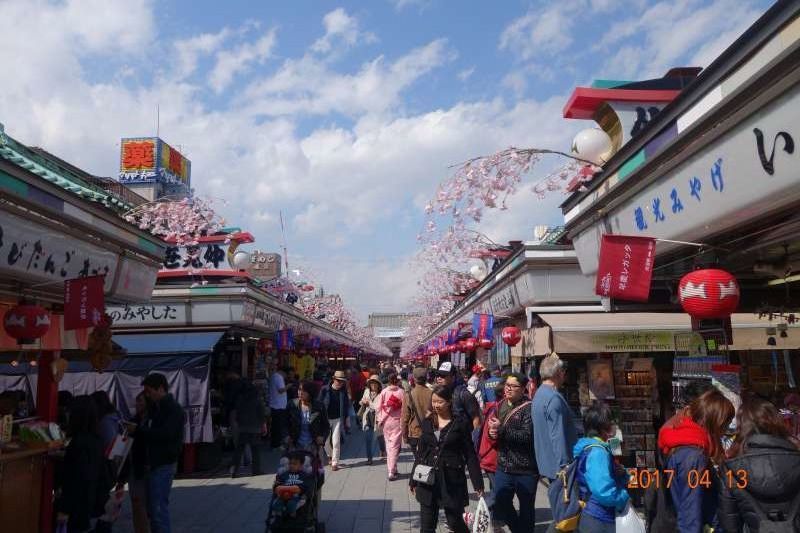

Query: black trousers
left=233, top=432, right=263, bottom=474
left=270, top=408, right=288, bottom=448
left=407, top=437, right=419, bottom=459
left=420, top=501, right=468, bottom=533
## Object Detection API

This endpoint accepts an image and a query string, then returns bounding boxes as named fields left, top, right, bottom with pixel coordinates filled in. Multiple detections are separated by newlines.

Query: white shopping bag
left=472, top=496, right=492, bottom=533
left=615, top=501, right=646, bottom=533
left=107, top=430, right=134, bottom=476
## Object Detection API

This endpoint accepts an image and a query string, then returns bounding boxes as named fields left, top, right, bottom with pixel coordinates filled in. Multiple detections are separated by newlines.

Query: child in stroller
left=271, top=451, right=313, bottom=518
left=266, top=446, right=325, bottom=533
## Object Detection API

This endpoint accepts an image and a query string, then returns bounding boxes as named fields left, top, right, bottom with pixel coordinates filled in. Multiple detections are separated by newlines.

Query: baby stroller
left=265, top=446, right=325, bottom=533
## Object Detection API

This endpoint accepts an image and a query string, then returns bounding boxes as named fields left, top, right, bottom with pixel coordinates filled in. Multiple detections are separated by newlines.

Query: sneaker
left=331, top=464, right=339, bottom=471
left=388, top=473, right=397, bottom=481
left=367, top=458, right=373, bottom=465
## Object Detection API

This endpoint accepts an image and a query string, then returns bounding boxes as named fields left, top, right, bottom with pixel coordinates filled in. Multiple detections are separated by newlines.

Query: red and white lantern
left=4, top=304, right=51, bottom=344
left=678, top=269, right=740, bottom=319
left=501, top=326, right=522, bottom=347
left=479, top=338, right=494, bottom=350
left=464, top=337, right=479, bottom=352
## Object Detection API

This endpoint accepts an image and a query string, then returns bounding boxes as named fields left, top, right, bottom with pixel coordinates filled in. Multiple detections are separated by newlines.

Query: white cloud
left=390, top=0, right=430, bottom=11
left=243, top=38, right=455, bottom=118
left=311, top=8, right=377, bottom=54
left=595, top=0, right=764, bottom=79
left=174, top=28, right=232, bottom=80
left=499, top=4, right=574, bottom=59
left=209, top=28, right=277, bottom=93
left=457, top=66, right=475, bottom=82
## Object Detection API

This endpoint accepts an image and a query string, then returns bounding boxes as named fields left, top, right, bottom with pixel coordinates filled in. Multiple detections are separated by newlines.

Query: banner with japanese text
left=64, top=276, right=105, bottom=330
left=472, top=313, right=494, bottom=340
left=595, top=235, right=656, bottom=302
left=275, top=329, right=294, bottom=350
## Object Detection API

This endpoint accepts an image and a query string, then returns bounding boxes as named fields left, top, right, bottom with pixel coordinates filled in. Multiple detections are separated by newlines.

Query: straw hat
left=367, top=374, right=382, bottom=386
left=333, top=370, right=347, bottom=381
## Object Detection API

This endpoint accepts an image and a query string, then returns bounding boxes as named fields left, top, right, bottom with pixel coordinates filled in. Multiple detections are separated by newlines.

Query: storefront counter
left=0, top=446, right=48, bottom=533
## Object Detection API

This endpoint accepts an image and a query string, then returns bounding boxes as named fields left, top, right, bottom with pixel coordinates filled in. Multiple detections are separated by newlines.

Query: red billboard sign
left=595, top=235, right=656, bottom=302
left=64, top=276, right=105, bottom=330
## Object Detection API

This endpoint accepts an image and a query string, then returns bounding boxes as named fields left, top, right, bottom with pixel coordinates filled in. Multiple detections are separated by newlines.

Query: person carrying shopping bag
left=359, top=375, right=383, bottom=465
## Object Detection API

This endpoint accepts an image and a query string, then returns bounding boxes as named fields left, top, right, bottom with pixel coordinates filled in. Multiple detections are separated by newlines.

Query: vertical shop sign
left=595, top=235, right=656, bottom=302
left=64, top=275, right=105, bottom=330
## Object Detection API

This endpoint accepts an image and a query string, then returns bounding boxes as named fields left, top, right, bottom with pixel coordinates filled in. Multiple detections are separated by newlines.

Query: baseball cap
left=437, top=361, right=455, bottom=375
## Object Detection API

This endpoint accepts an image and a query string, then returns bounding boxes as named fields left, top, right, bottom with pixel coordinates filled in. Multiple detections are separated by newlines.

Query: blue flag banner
left=472, top=313, right=494, bottom=340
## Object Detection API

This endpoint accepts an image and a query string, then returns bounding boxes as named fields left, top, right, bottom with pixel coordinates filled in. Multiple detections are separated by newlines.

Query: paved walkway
left=114, top=426, right=553, bottom=532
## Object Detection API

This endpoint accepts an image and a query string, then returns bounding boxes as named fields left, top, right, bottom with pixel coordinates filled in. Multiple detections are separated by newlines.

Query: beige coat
left=401, top=385, right=433, bottom=440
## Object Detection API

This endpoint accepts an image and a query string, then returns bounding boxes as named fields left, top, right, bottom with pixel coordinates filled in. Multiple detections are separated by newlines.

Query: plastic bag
left=616, top=501, right=646, bottom=533
left=472, top=495, right=492, bottom=533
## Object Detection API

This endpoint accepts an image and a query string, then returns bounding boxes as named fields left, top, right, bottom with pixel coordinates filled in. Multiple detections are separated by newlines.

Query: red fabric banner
left=595, top=235, right=656, bottom=302
left=64, top=276, right=105, bottom=330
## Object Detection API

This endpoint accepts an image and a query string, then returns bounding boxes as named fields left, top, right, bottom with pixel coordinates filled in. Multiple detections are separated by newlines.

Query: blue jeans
left=493, top=470, right=537, bottom=533
left=364, top=426, right=376, bottom=459
left=147, top=463, right=177, bottom=533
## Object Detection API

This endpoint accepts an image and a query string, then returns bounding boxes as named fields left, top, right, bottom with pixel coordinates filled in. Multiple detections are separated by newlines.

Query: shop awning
left=114, top=331, right=224, bottom=355
left=534, top=313, right=800, bottom=354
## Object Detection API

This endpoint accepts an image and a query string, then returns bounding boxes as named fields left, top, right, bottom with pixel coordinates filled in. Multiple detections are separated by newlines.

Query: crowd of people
left=54, top=373, right=185, bottom=533
left=49, top=354, right=800, bottom=533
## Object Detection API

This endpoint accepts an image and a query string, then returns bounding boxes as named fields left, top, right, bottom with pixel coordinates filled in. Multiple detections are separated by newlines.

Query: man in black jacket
left=488, top=372, right=537, bottom=533
left=134, top=373, right=185, bottom=533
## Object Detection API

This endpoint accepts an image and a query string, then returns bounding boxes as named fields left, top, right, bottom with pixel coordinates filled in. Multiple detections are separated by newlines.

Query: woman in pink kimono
left=377, top=373, right=405, bottom=480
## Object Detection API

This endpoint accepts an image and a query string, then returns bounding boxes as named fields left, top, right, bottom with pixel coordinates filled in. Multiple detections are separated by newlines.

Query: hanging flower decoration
left=124, top=196, right=226, bottom=247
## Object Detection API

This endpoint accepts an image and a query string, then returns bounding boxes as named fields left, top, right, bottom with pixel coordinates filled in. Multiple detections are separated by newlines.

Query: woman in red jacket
left=477, top=380, right=505, bottom=490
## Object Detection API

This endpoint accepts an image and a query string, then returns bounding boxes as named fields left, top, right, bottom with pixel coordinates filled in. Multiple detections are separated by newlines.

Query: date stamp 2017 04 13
left=627, top=468, right=748, bottom=490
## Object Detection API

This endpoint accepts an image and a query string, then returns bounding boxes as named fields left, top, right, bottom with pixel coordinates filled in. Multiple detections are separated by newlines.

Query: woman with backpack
left=657, top=388, right=735, bottom=533
left=410, top=384, right=484, bottom=533
left=573, top=401, right=630, bottom=533
left=377, top=373, right=405, bottom=480
left=718, top=397, right=800, bottom=532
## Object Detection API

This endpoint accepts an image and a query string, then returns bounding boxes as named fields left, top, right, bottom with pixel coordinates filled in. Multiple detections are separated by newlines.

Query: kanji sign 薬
left=64, top=275, right=105, bottom=330
left=119, top=137, right=191, bottom=187
left=595, top=235, right=655, bottom=302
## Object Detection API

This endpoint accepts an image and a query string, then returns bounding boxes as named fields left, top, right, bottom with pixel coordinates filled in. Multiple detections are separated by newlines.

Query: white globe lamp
left=469, top=263, right=488, bottom=282
left=231, top=250, right=251, bottom=270
left=571, top=128, right=613, bottom=165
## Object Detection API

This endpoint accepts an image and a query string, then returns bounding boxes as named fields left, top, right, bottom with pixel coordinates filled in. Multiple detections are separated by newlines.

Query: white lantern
left=469, top=263, right=488, bottom=281
left=231, top=250, right=251, bottom=270
left=571, top=128, right=613, bottom=165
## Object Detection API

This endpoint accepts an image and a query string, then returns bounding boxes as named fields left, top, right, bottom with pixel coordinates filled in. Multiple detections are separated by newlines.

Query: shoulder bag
left=412, top=421, right=454, bottom=485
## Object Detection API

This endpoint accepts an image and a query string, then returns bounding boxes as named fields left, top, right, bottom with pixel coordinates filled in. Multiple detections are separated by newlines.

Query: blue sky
left=0, top=0, right=774, bottom=320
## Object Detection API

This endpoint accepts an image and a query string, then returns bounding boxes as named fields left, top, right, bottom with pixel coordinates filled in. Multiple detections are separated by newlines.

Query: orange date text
left=626, top=468, right=748, bottom=490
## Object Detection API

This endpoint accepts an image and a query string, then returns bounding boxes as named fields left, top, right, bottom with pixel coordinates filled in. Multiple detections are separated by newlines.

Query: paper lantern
left=678, top=269, right=740, bottom=319
left=464, top=338, right=479, bottom=352
left=479, top=338, right=494, bottom=350
left=257, top=338, right=273, bottom=354
left=501, top=326, right=522, bottom=347
left=572, top=128, right=613, bottom=165
left=4, top=304, right=50, bottom=344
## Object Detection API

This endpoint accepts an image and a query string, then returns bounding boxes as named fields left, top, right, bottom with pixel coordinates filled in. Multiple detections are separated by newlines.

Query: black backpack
left=644, top=450, right=678, bottom=533
left=734, top=482, right=800, bottom=533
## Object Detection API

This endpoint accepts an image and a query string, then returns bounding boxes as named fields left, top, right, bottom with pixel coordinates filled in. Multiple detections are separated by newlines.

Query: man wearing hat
left=319, top=370, right=351, bottom=470
left=401, top=367, right=433, bottom=459
left=435, top=362, right=482, bottom=431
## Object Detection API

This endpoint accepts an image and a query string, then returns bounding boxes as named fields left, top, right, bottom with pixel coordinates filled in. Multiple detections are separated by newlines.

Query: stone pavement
left=114, top=426, right=553, bottom=533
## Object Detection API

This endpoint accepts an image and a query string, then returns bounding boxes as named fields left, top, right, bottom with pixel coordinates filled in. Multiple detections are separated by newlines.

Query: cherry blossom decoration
left=124, top=197, right=226, bottom=247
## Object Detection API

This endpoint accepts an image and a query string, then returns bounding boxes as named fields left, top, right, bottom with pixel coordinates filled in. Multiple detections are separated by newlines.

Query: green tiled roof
left=0, top=123, right=134, bottom=212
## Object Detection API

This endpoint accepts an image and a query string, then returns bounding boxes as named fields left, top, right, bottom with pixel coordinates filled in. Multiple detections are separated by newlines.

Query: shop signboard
left=573, top=85, right=800, bottom=275
left=595, top=235, right=655, bottom=302
left=107, top=303, right=187, bottom=326
left=162, top=243, right=229, bottom=271
left=555, top=330, right=677, bottom=353
left=110, top=255, right=159, bottom=302
left=119, top=137, right=191, bottom=187
left=0, top=209, right=119, bottom=292
left=490, top=285, right=518, bottom=315
left=64, top=275, right=105, bottom=330
left=243, top=301, right=283, bottom=331
left=246, top=251, right=281, bottom=280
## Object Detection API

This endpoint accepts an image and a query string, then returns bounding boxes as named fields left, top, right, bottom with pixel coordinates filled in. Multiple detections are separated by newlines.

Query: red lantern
left=256, top=338, right=273, bottom=354
left=501, top=326, right=522, bottom=347
left=678, top=268, right=740, bottom=319
left=464, top=337, right=479, bottom=352
left=456, top=340, right=466, bottom=352
left=479, top=338, right=494, bottom=350
left=4, top=304, right=51, bottom=344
